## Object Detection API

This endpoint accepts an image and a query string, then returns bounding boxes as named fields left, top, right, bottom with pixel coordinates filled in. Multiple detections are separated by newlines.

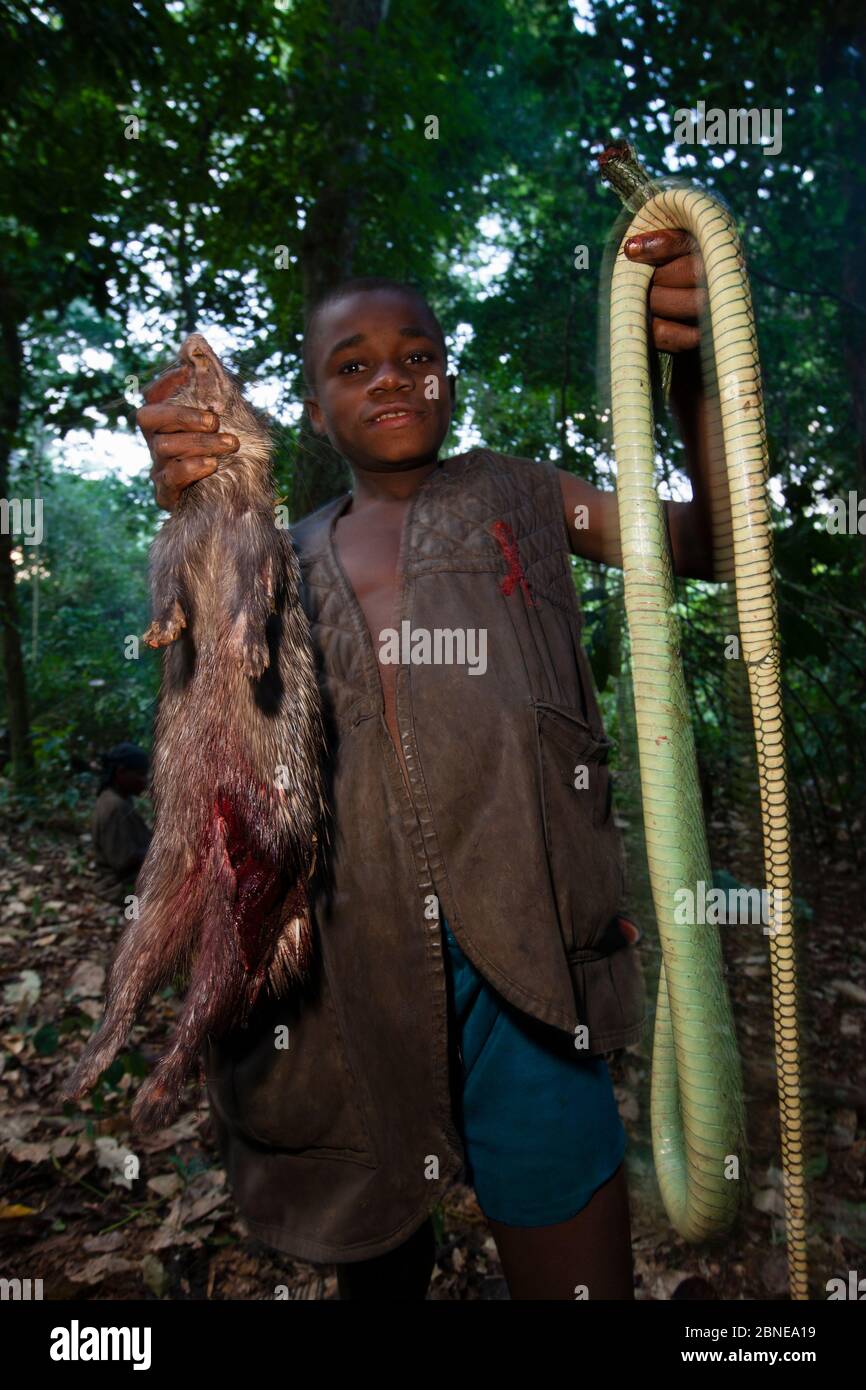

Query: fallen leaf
left=181, top=1173, right=228, bottom=1226
left=138, top=1113, right=202, bottom=1151
left=0, top=1114, right=41, bottom=1143
left=753, top=1187, right=786, bottom=1216
left=94, top=1136, right=139, bottom=1190
left=67, top=960, right=106, bottom=1001
left=66, top=1254, right=136, bottom=1285
left=146, top=1227, right=186, bottom=1252
left=3, top=970, right=42, bottom=1009
left=759, top=1250, right=790, bottom=1295
left=650, top=1268, right=693, bottom=1300
left=830, top=980, right=866, bottom=1006
left=83, top=1231, right=125, bottom=1253
left=146, top=1173, right=182, bottom=1199
left=7, top=1141, right=53, bottom=1164
left=50, top=1136, right=77, bottom=1159
left=142, top=1253, right=170, bottom=1297
left=76, top=999, right=104, bottom=1021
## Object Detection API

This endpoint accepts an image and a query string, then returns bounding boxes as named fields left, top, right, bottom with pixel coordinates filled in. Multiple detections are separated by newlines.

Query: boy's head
left=101, top=742, right=149, bottom=796
left=302, top=277, right=454, bottom=473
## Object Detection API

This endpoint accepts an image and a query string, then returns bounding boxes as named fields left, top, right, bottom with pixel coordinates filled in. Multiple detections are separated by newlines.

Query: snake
left=601, top=153, right=808, bottom=1300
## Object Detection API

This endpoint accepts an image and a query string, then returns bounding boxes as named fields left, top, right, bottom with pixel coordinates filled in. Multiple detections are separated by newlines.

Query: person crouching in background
left=91, top=743, right=152, bottom=894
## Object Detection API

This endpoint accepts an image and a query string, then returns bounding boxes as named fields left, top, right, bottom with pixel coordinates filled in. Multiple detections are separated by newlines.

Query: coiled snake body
left=607, top=182, right=808, bottom=1300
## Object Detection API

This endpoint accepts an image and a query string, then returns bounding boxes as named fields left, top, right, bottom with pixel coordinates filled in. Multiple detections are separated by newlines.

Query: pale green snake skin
left=608, top=186, right=808, bottom=1300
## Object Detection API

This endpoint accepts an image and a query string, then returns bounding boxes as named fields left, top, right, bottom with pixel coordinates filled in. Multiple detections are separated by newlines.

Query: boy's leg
left=486, top=1160, right=635, bottom=1301
left=335, top=1217, right=436, bottom=1300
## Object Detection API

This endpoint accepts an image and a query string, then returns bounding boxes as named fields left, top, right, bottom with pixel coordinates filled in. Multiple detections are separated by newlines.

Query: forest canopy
left=0, top=0, right=863, bottom=865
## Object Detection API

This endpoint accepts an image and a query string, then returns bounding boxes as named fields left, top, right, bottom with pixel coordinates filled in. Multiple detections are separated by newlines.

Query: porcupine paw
left=143, top=600, right=187, bottom=648
left=239, top=640, right=269, bottom=679
left=60, top=1030, right=123, bottom=1103
left=130, top=1072, right=183, bottom=1134
left=228, top=620, right=269, bottom=678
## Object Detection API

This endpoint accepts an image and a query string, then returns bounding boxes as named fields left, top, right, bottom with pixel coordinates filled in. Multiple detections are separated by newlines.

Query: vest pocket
left=204, top=957, right=377, bottom=1165
left=533, top=699, right=626, bottom=956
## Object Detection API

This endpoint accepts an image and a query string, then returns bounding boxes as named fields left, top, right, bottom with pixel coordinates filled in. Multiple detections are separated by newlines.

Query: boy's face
left=304, top=289, right=454, bottom=473
left=115, top=767, right=148, bottom=796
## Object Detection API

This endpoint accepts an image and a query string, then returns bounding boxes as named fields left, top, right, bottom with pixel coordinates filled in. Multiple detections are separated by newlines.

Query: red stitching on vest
left=490, top=519, right=537, bottom=606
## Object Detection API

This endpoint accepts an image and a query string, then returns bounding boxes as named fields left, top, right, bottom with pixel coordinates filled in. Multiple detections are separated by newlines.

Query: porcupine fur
left=62, top=335, right=326, bottom=1132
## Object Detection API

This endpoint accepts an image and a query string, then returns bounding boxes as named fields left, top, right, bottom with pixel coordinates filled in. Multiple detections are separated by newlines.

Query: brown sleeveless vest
left=204, top=448, right=646, bottom=1263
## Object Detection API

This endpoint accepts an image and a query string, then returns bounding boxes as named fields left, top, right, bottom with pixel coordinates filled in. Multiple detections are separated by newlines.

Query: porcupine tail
left=60, top=834, right=205, bottom=1107
left=128, top=792, right=312, bottom=1133
left=63, top=785, right=315, bottom=1130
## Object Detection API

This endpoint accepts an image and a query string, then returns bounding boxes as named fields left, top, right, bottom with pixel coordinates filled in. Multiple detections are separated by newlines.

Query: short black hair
left=302, top=276, right=447, bottom=394
left=98, top=742, right=149, bottom=792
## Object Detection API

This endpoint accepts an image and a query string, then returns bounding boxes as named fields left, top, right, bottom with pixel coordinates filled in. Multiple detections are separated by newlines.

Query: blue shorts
left=441, top=916, right=626, bottom=1227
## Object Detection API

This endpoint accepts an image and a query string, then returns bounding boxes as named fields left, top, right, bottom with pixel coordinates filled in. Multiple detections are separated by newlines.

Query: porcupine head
left=61, top=335, right=325, bottom=1133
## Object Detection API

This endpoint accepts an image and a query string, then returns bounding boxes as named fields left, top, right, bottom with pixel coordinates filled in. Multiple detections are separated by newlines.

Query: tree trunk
left=290, top=417, right=352, bottom=523
left=0, top=286, right=33, bottom=784
left=177, top=217, right=197, bottom=338
left=291, top=0, right=391, bottom=519
left=840, top=208, right=866, bottom=573
left=821, top=8, right=866, bottom=571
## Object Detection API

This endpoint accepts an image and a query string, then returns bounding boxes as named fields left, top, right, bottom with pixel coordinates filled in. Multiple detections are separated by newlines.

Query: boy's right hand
left=136, top=364, right=239, bottom=510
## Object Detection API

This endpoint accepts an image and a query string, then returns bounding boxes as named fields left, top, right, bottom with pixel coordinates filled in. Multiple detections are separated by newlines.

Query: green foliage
left=12, top=465, right=159, bottom=784
left=32, top=1022, right=60, bottom=1056
left=0, top=0, right=862, bottom=847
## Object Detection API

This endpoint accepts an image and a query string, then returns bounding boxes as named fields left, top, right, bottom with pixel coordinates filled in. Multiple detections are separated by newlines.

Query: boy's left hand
left=624, top=228, right=706, bottom=354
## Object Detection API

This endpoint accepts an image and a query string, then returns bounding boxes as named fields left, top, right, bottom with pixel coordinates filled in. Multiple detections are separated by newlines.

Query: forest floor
left=0, top=802, right=863, bottom=1302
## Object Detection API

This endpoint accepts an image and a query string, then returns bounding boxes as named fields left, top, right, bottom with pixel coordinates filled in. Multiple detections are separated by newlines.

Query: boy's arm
left=560, top=227, right=722, bottom=582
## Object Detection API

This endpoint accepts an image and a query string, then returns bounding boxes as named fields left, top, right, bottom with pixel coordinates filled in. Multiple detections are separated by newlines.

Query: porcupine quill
left=61, top=335, right=326, bottom=1133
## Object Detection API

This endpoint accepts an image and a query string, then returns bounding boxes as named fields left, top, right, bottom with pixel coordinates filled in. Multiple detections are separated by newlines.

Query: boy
left=138, top=228, right=716, bottom=1300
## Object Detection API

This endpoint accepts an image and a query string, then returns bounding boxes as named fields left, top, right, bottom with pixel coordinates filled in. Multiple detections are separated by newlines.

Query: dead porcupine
left=61, top=335, right=327, bottom=1133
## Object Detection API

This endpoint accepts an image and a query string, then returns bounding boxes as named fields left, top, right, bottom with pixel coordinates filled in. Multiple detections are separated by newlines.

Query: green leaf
left=33, top=1023, right=59, bottom=1056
